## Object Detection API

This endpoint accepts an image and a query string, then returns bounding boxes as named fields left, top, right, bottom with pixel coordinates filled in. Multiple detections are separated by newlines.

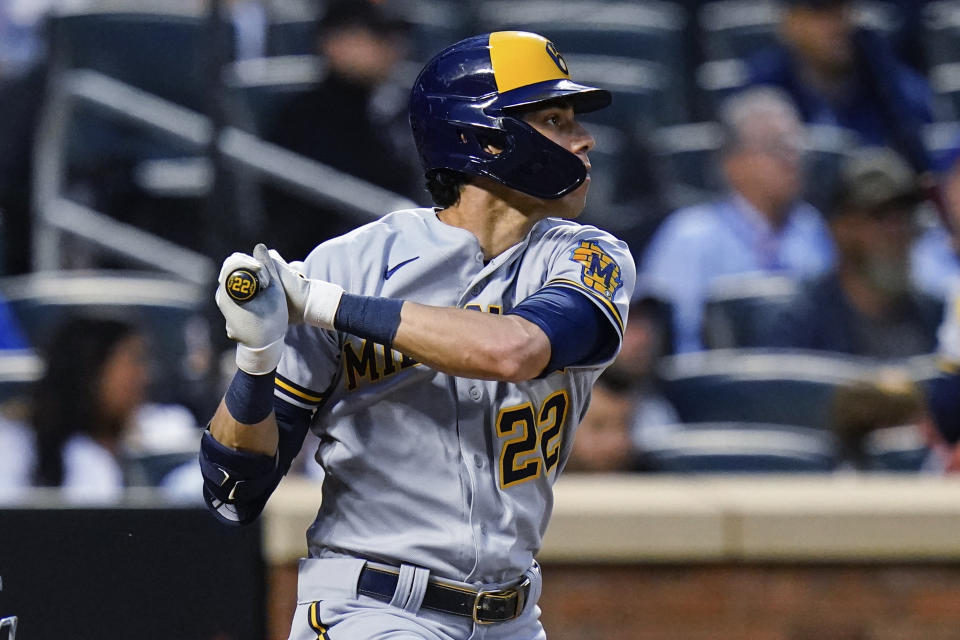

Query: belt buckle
left=471, top=577, right=530, bottom=625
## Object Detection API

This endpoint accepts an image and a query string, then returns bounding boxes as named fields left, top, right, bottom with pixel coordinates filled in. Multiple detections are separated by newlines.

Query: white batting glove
left=267, top=249, right=344, bottom=330
left=215, top=243, right=289, bottom=374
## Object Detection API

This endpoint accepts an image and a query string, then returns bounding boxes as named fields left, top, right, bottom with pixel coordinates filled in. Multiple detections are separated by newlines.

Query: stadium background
left=2, top=0, right=960, bottom=639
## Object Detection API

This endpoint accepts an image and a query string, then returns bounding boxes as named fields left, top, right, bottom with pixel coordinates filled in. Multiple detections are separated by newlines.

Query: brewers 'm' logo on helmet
left=570, top=241, right=623, bottom=299
left=545, top=41, right=568, bottom=75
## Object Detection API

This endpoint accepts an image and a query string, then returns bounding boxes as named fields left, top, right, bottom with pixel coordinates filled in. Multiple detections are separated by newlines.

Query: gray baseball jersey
left=275, top=207, right=635, bottom=584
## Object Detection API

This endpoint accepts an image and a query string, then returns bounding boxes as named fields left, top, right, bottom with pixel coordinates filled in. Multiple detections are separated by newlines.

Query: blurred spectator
left=262, top=0, right=421, bottom=260
left=745, top=0, right=934, bottom=171
left=0, top=316, right=200, bottom=501
left=606, top=295, right=680, bottom=461
left=642, top=88, right=834, bottom=352
left=765, top=147, right=941, bottom=358
left=831, top=372, right=949, bottom=473
left=565, top=370, right=639, bottom=473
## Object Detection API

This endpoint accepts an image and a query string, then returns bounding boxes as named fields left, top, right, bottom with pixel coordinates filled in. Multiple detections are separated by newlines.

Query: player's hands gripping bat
left=215, top=244, right=288, bottom=374
left=267, top=249, right=344, bottom=330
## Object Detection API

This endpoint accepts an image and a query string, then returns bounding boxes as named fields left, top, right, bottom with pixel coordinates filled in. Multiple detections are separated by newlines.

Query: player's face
left=520, top=102, right=596, bottom=218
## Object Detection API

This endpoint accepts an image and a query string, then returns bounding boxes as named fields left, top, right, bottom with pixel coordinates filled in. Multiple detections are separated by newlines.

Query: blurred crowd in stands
left=3, top=0, right=960, bottom=500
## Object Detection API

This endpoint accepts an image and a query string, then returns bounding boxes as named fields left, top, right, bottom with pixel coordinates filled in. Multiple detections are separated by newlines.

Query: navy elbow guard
left=199, top=430, right=279, bottom=526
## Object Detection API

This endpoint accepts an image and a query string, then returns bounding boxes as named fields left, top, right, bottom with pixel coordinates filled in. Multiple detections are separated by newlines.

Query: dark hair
left=425, top=169, right=469, bottom=208
left=32, top=316, right=138, bottom=486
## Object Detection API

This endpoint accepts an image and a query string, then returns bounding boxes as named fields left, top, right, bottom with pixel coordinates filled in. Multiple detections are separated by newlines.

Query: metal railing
left=32, top=67, right=418, bottom=284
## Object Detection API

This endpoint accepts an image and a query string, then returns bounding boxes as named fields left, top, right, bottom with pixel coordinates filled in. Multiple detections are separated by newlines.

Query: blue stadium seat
left=863, top=425, right=931, bottom=472
left=265, top=19, right=317, bottom=57
left=644, top=422, right=837, bottom=472
left=224, top=56, right=324, bottom=135
left=698, top=0, right=781, bottom=62
left=657, top=349, right=881, bottom=429
left=648, top=122, right=725, bottom=206
left=923, top=1, right=960, bottom=67
left=566, top=54, right=683, bottom=130
left=702, top=274, right=801, bottom=349
left=695, top=58, right=750, bottom=119
left=0, top=351, right=42, bottom=404
left=48, top=9, right=212, bottom=178
left=49, top=9, right=210, bottom=111
left=930, top=63, right=960, bottom=121
left=0, top=272, right=212, bottom=409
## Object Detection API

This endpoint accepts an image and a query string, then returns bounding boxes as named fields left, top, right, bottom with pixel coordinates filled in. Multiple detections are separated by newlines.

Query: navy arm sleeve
left=506, top=285, right=619, bottom=375
left=200, top=395, right=312, bottom=527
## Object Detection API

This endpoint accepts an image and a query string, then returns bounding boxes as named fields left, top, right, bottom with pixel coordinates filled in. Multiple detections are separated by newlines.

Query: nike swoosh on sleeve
left=383, top=256, right=420, bottom=280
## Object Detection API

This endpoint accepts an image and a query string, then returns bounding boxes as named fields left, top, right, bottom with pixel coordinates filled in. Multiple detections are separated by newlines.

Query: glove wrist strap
left=304, top=280, right=345, bottom=329
left=236, top=339, right=284, bottom=375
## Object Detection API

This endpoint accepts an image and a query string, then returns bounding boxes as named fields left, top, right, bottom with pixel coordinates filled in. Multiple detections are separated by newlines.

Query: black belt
left=357, top=564, right=530, bottom=624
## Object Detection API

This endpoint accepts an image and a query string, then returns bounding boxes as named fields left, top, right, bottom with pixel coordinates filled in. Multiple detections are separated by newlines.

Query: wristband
left=224, top=369, right=276, bottom=424
left=334, top=294, right=404, bottom=346
left=235, top=338, right=284, bottom=375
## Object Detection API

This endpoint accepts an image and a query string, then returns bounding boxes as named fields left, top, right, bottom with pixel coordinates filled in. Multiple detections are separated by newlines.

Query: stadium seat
left=695, top=58, right=750, bottom=119
left=702, top=274, right=801, bottom=349
left=657, top=349, right=882, bottom=429
left=698, top=0, right=781, bottom=62
left=930, top=63, right=960, bottom=121
left=224, top=56, right=324, bottom=135
left=0, top=351, right=42, bottom=404
left=566, top=54, right=683, bottom=130
left=0, top=272, right=212, bottom=409
left=644, top=421, right=837, bottom=472
left=48, top=9, right=210, bottom=112
left=47, top=8, right=214, bottom=190
left=863, top=425, right=931, bottom=472
left=648, top=122, right=726, bottom=205
left=923, top=1, right=960, bottom=67
left=265, top=18, right=317, bottom=57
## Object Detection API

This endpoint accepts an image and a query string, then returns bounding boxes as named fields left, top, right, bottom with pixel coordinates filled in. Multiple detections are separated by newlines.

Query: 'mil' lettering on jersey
left=570, top=241, right=622, bottom=299
left=343, top=339, right=419, bottom=391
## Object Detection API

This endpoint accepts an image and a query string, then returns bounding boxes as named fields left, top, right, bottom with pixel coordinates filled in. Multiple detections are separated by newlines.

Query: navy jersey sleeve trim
left=275, top=372, right=327, bottom=408
left=506, top=285, right=619, bottom=373
left=544, top=278, right=624, bottom=333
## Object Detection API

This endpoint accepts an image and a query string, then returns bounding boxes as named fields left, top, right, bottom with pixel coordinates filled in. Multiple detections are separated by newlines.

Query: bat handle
left=224, top=268, right=261, bottom=304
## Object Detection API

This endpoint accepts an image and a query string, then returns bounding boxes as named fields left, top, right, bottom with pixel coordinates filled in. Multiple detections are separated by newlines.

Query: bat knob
left=225, top=268, right=260, bottom=303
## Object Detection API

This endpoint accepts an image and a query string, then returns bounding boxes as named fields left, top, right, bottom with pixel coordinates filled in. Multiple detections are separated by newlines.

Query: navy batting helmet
left=409, top=31, right=611, bottom=200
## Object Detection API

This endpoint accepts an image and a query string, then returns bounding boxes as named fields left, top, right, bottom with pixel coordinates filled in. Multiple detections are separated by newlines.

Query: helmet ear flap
left=479, top=117, right=586, bottom=199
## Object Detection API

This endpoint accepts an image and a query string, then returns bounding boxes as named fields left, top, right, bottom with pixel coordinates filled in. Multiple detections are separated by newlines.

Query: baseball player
left=202, top=31, right=635, bottom=639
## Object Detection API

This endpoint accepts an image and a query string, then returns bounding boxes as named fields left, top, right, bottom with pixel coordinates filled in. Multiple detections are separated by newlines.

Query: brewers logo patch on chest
left=570, top=240, right=623, bottom=299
